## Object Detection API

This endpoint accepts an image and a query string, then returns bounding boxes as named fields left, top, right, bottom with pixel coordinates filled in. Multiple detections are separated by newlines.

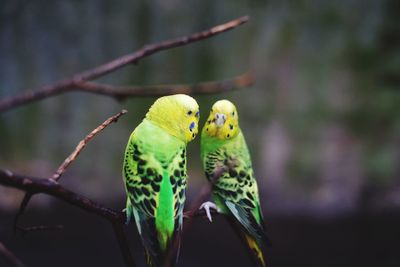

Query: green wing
left=123, top=131, right=163, bottom=262
left=202, top=133, right=269, bottom=246
left=123, top=120, right=187, bottom=266
left=124, top=137, right=160, bottom=218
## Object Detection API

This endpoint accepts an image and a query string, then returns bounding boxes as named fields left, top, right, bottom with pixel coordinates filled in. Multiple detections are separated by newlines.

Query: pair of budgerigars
left=123, top=94, right=269, bottom=267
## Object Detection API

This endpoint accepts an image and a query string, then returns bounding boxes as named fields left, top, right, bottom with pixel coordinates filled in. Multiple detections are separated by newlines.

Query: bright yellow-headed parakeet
left=123, top=94, right=199, bottom=267
left=200, top=99, right=270, bottom=267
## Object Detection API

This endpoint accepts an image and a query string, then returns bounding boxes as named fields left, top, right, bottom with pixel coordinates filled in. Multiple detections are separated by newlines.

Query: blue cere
left=189, top=121, right=196, bottom=131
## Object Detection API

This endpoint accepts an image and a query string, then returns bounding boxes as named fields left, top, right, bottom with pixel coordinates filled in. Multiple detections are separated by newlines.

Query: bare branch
left=52, top=109, right=128, bottom=180
left=0, top=16, right=249, bottom=112
left=74, top=72, right=253, bottom=101
left=0, top=168, right=224, bottom=267
left=0, top=241, right=25, bottom=267
left=0, top=170, right=135, bottom=267
left=1, top=170, right=125, bottom=223
left=0, top=168, right=225, bottom=267
left=14, top=110, right=128, bottom=236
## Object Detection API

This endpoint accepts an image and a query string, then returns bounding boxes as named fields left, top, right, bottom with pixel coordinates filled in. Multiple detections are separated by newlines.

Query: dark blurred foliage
left=1, top=0, right=400, bottom=266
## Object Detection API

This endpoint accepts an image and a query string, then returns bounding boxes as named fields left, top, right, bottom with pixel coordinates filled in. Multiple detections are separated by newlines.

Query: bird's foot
left=123, top=208, right=131, bottom=225
left=199, top=201, right=219, bottom=222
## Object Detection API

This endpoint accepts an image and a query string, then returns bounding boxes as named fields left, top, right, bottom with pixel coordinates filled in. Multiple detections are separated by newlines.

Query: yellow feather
left=202, top=99, right=239, bottom=140
left=245, top=234, right=266, bottom=267
left=146, top=94, right=200, bottom=143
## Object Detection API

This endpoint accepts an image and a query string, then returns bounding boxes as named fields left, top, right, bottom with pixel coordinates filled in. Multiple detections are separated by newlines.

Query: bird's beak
left=215, top=113, right=226, bottom=127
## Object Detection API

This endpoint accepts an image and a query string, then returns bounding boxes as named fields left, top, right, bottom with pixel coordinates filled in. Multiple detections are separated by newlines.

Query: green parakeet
left=123, top=94, right=199, bottom=267
left=200, top=99, right=270, bottom=267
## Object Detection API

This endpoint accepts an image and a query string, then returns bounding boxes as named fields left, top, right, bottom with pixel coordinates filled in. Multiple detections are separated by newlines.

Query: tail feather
left=145, top=248, right=174, bottom=267
left=244, top=233, right=266, bottom=267
left=145, top=250, right=155, bottom=267
left=226, top=217, right=267, bottom=267
left=144, top=232, right=181, bottom=267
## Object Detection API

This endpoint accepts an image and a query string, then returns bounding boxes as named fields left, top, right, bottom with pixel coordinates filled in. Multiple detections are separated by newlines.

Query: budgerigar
left=123, top=94, right=199, bottom=267
left=200, top=100, right=270, bottom=267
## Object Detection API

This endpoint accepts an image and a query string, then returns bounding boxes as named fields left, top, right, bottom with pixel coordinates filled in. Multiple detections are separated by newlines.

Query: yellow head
left=146, top=94, right=200, bottom=143
left=202, top=99, right=239, bottom=140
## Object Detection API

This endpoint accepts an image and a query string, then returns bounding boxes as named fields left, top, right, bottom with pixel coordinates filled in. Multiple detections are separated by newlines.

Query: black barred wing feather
left=123, top=139, right=162, bottom=218
left=123, top=135, right=188, bottom=262
left=123, top=137, right=165, bottom=260
left=124, top=137, right=187, bottom=220
left=205, top=148, right=269, bottom=245
left=169, top=148, right=187, bottom=227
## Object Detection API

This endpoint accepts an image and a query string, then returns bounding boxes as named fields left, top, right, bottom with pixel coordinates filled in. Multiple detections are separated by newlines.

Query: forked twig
left=14, top=110, right=128, bottom=232
left=13, top=110, right=131, bottom=265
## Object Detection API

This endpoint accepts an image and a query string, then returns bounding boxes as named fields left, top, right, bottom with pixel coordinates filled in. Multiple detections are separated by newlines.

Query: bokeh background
left=1, top=0, right=400, bottom=266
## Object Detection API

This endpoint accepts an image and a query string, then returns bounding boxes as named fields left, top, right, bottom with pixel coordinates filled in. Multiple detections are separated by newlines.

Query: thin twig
left=74, top=72, right=253, bottom=100
left=16, top=224, right=64, bottom=237
left=0, top=16, right=249, bottom=112
left=13, top=193, right=32, bottom=234
left=52, top=109, right=128, bottom=180
left=0, top=241, right=25, bottom=267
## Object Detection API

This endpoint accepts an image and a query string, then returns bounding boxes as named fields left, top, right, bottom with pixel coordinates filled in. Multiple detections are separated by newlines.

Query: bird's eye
left=232, top=111, right=235, bottom=116
left=187, top=111, right=192, bottom=115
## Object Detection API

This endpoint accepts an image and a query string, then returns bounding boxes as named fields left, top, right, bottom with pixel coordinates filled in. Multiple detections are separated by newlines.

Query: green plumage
left=122, top=94, right=199, bottom=267
left=201, top=130, right=267, bottom=243
left=123, top=119, right=187, bottom=266
left=200, top=100, right=269, bottom=266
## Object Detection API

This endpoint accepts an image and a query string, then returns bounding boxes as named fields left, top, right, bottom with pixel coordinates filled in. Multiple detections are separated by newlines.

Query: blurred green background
left=1, top=0, right=400, bottom=266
